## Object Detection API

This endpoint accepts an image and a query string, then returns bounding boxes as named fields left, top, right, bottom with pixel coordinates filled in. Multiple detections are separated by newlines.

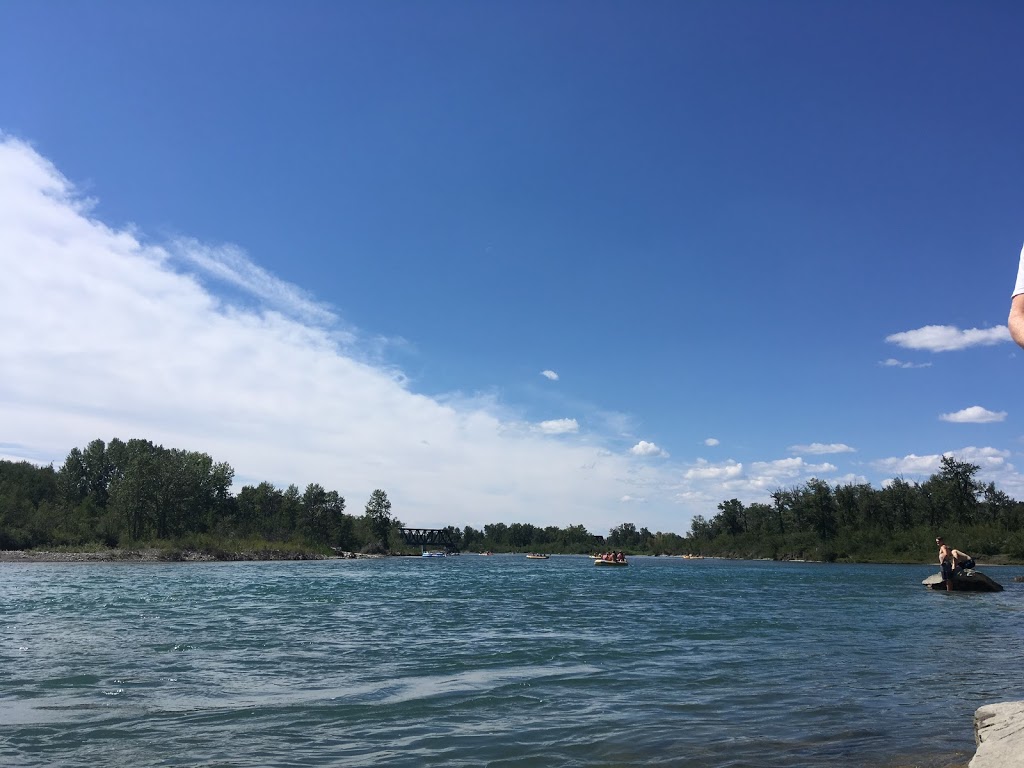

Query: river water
left=1, top=555, right=1022, bottom=767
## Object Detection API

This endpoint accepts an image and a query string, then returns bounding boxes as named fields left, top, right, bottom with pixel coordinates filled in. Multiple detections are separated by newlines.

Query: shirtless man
left=936, top=537, right=954, bottom=591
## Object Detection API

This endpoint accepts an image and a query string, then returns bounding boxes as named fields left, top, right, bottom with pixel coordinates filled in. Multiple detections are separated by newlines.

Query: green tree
left=717, top=499, right=745, bottom=537
left=608, top=522, right=643, bottom=549
left=880, top=477, right=917, bottom=530
left=363, top=489, right=394, bottom=548
left=928, top=455, right=981, bottom=526
left=803, top=478, right=838, bottom=542
left=300, top=483, right=346, bottom=545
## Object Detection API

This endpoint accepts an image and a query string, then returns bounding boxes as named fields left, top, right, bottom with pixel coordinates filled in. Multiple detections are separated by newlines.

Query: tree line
left=0, top=438, right=399, bottom=555
left=687, top=455, right=1024, bottom=563
left=2, top=439, right=1023, bottom=562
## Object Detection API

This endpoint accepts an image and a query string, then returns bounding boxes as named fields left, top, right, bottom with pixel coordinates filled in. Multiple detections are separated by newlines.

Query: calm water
left=2, top=556, right=1023, bottom=767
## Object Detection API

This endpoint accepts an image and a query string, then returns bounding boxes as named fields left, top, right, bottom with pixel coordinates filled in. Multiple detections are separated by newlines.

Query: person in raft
left=1009, top=243, right=1024, bottom=349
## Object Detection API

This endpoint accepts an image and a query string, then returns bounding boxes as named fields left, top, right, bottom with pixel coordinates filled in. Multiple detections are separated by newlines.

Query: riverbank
left=0, top=548, right=382, bottom=563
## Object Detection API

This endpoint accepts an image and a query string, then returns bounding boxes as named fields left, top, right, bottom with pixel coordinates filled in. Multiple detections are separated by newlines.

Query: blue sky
left=1, top=1, right=1022, bottom=535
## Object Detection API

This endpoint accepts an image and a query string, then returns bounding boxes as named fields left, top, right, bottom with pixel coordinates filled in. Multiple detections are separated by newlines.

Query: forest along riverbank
left=0, top=549, right=382, bottom=563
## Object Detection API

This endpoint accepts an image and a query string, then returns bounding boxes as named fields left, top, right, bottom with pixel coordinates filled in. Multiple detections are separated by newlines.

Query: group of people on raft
left=596, top=551, right=627, bottom=562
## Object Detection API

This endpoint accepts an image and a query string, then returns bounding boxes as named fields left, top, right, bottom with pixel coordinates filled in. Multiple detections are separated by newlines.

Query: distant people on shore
left=1009, top=244, right=1024, bottom=348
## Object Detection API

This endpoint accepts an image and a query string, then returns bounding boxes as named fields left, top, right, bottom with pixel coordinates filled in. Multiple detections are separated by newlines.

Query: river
left=2, top=555, right=1021, bottom=767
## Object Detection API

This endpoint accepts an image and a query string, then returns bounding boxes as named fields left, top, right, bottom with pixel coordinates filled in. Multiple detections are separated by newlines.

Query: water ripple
left=1, top=556, right=1022, bottom=766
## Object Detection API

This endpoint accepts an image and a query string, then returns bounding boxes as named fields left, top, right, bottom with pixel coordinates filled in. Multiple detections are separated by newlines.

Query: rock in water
left=970, top=701, right=1024, bottom=768
left=922, top=570, right=1004, bottom=592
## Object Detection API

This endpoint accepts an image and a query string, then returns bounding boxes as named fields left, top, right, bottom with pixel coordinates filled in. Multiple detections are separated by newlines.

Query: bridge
left=399, top=528, right=460, bottom=553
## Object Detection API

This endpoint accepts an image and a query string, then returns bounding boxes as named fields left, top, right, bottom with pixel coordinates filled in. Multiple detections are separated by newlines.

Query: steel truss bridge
left=399, top=528, right=460, bottom=553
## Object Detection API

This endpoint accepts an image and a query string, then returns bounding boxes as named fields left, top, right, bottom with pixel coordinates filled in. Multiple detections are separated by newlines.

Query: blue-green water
left=2, top=556, right=1023, bottom=767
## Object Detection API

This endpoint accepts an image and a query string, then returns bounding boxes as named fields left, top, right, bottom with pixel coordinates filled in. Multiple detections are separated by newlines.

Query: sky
left=1, top=1, right=1023, bottom=536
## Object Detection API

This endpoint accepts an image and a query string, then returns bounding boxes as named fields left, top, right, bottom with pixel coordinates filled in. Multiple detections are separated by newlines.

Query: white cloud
left=540, top=370, right=559, bottom=381
left=875, top=453, right=943, bottom=476
left=874, top=447, right=1020, bottom=496
left=788, top=442, right=856, bottom=455
left=704, top=438, right=720, bottom=446
left=171, top=238, right=339, bottom=326
left=684, top=459, right=743, bottom=481
left=745, top=458, right=837, bottom=488
left=830, top=473, right=869, bottom=487
left=630, top=440, right=668, bottom=458
left=8, top=136, right=1023, bottom=535
left=536, top=418, right=579, bottom=435
left=939, top=406, right=1007, bottom=424
left=885, top=325, right=1010, bottom=352
left=675, top=457, right=838, bottom=506
left=879, top=358, right=932, bottom=369
left=3, top=137, right=665, bottom=532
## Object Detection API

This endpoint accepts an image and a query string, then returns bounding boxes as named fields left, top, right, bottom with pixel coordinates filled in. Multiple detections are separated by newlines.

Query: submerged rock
left=922, top=570, right=1004, bottom=592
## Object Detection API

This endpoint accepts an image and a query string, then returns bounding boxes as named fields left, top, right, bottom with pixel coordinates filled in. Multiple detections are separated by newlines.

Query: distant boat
left=525, top=553, right=549, bottom=560
left=421, top=551, right=446, bottom=558
left=480, top=551, right=494, bottom=556
left=593, top=557, right=628, bottom=567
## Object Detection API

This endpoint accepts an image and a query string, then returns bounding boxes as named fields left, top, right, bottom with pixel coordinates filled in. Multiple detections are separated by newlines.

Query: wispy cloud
left=788, top=442, right=856, bottom=455
left=540, top=370, right=559, bottom=381
left=879, top=358, right=932, bottom=369
left=704, top=438, right=720, bottom=447
left=939, top=406, right=1007, bottom=424
left=886, top=325, right=1010, bottom=352
left=171, top=239, right=339, bottom=326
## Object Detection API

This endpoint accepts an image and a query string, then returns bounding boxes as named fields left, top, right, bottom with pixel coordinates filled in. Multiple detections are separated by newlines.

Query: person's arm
left=1010, top=294, right=1024, bottom=349
left=1009, top=244, right=1024, bottom=349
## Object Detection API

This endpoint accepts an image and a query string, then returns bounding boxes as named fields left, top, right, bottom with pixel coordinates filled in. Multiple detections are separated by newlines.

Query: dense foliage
left=2, top=440, right=1023, bottom=562
left=686, top=456, right=1024, bottom=563
left=0, top=438, right=399, bottom=556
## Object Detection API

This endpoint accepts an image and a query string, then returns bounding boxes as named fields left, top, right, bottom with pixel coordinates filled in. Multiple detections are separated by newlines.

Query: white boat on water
left=421, top=551, right=446, bottom=558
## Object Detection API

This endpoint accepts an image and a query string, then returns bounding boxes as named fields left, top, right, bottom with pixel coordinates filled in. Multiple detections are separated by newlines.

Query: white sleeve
left=1014, top=243, right=1024, bottom=297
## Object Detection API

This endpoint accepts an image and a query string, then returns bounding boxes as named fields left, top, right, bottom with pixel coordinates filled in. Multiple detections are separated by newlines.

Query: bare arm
left=1010, top=294, right=1024, bottom=350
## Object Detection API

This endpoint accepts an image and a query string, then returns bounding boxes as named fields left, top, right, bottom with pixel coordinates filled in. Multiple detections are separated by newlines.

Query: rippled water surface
left=2, top=556, right=1023, bottom=767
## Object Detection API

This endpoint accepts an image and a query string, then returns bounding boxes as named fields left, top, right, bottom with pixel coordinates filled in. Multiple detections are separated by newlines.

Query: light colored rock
left=970, top=701, right=1024, bottom=768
